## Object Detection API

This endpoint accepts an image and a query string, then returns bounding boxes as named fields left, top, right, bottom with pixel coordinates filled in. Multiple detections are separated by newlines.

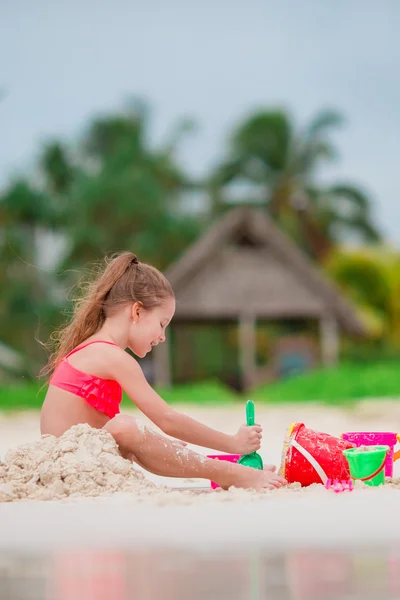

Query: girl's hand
left=233, top=423, right=262, bottom=455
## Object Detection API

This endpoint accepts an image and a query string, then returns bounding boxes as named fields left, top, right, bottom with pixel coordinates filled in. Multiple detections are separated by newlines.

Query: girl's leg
left=104, top=415, right=286, bottom=491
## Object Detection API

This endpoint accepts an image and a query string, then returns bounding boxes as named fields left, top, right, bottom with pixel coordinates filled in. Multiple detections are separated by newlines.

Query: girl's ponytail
left=42, top=252, right=142, bottom=378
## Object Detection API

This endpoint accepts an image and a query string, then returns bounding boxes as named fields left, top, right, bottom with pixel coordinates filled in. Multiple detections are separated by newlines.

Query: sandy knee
left=104, top=415, right=142, bottom=446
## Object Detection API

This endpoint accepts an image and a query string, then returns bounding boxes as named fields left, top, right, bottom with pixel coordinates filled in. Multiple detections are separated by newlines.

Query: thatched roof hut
left=153, top=206, right=367, bottom=389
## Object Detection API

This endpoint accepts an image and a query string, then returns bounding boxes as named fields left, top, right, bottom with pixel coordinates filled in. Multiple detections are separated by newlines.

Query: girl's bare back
left=41, top=387, right=109, bottom=437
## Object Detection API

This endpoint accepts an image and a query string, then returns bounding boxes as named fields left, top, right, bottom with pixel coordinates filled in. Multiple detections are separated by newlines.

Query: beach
left=1, top=401, right=400, bottom=552
left=2, top=402, right=400, bottom=599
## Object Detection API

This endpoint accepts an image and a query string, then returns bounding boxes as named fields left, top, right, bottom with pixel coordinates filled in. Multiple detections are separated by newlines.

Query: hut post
left=320, top=313, right=339, bottom=367
left=153, top=336, right=171, bottom=388
left=238, top=313, right=257, bottom=390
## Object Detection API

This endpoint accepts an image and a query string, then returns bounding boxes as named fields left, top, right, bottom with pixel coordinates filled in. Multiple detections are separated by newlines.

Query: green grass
left=253, top=361, right=400, bottom=405
left=0, top=379, right=238, bottom=413
left=1, top=362, right=399, bottom=412
left=152, top=380, right=239, bottom=405
left=0, top=382, right=47, bottom=411
left=121, top=379, right=239, bottom=410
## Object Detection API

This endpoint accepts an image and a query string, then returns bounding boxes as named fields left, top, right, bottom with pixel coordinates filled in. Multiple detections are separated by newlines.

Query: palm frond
left=232, top=110, right=293, bottom=171
left=328, top=184, right=372, bottom=210
left=303, top=109, right=344, bottom=141
left=210, top=158, right=245, bottom=186
left=298, top=139, right=339, bottom=174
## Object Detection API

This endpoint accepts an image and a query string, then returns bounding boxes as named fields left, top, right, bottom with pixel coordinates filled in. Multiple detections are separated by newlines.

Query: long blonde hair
left=41, top=251, right=174, bottom=378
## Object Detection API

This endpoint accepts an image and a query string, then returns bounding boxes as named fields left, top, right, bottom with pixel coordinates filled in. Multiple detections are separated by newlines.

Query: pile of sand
left=0, top=424, right=156, bottom=503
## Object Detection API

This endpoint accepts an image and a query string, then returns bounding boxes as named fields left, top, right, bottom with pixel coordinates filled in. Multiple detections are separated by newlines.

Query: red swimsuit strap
left=65, top=340, right=120, bottom=359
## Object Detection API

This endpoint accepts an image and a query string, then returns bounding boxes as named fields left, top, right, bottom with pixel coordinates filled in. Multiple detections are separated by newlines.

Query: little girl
left=41, top=252, right=286, bottom=491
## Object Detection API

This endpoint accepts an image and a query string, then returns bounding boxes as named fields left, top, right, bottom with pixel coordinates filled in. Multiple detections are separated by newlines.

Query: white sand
left=1, top=402, right=400, bottom=551
left=0, top=424, right=156, bottom=502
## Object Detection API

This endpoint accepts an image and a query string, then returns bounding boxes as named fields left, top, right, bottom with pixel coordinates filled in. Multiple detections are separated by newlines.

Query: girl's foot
left=237, top=466, right=286, bottom=490
left=219, top=464, right=287, bottom=491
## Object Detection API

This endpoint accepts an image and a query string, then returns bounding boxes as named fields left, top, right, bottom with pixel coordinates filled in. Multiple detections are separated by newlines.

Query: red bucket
left=279, top=422, right=355, bottom=486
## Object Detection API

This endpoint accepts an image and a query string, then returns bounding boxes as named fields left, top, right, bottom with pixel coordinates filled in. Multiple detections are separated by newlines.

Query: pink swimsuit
left=50, top=341, right=122, bottom=418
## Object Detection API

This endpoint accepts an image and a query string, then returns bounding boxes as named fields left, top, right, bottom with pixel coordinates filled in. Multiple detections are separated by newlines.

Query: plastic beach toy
left=207, top=454, right=241, bottom=489
left=237, top=400, right=264, bottom=470
left=343, top=445, right=390, bottom=486
left=279, top=422, right=354, bottom=486
left=325, top=479, right=354, bottom=493
left=341, top=432, right=400, bottom=477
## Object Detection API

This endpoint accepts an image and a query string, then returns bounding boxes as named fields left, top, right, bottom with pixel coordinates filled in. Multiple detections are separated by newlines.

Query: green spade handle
left=246, top=400, right=255, bottom=427
left=238, top=400, right=264, bottom=470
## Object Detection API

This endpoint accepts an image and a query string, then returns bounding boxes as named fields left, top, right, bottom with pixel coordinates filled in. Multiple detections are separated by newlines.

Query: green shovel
left=237, top=400, right=264, bottom=470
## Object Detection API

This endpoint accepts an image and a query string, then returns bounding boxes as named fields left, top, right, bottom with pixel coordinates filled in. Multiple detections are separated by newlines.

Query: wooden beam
left=153, top=336, right=171, bottom=388
left=320, top=313, right=339, bottom=367
left=238, top=313, right=257, bottom=391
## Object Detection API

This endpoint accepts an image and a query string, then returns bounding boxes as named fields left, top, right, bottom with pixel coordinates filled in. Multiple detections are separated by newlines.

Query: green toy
left=238, top=400, right=264, bottom=470
left=343, top=445, right=389, bottom=487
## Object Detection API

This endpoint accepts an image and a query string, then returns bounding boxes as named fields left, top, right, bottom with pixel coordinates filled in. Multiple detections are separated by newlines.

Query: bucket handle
left=353, top=450, right=388, bottom=482
left=291, top=438, right=328, bottom=484
left=394, top=434, right=400, bottom=463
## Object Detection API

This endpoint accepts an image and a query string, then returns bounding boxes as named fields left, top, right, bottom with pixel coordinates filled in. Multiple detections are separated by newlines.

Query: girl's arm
left=109, top=350, right=261, bottom=455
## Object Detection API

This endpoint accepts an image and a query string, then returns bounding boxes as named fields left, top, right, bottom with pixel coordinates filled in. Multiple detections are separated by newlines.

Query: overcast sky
left=1, top=1, right=400, bottom=242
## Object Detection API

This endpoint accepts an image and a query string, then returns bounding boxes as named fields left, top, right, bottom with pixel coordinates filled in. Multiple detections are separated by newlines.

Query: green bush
left=341, top=340, right=400, bottom=364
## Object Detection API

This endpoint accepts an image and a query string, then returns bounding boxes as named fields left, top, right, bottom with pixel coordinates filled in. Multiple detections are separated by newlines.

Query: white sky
left=1, top=0, right=400, bottom=241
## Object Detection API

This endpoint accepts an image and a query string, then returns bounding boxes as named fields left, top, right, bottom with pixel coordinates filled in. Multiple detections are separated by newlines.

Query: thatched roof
left=166, top=206, right=367, bottom=336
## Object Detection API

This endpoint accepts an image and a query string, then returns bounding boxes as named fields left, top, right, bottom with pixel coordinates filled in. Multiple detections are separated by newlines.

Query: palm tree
left=0, top=100, right=201, bottom=367
left=210, top=109, right=380, bottom=261
left=59, top=100, right=202, bottom=272
left=0, top=179, right=61, bottom=360
left=39, top=141, right=76, bottom=196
